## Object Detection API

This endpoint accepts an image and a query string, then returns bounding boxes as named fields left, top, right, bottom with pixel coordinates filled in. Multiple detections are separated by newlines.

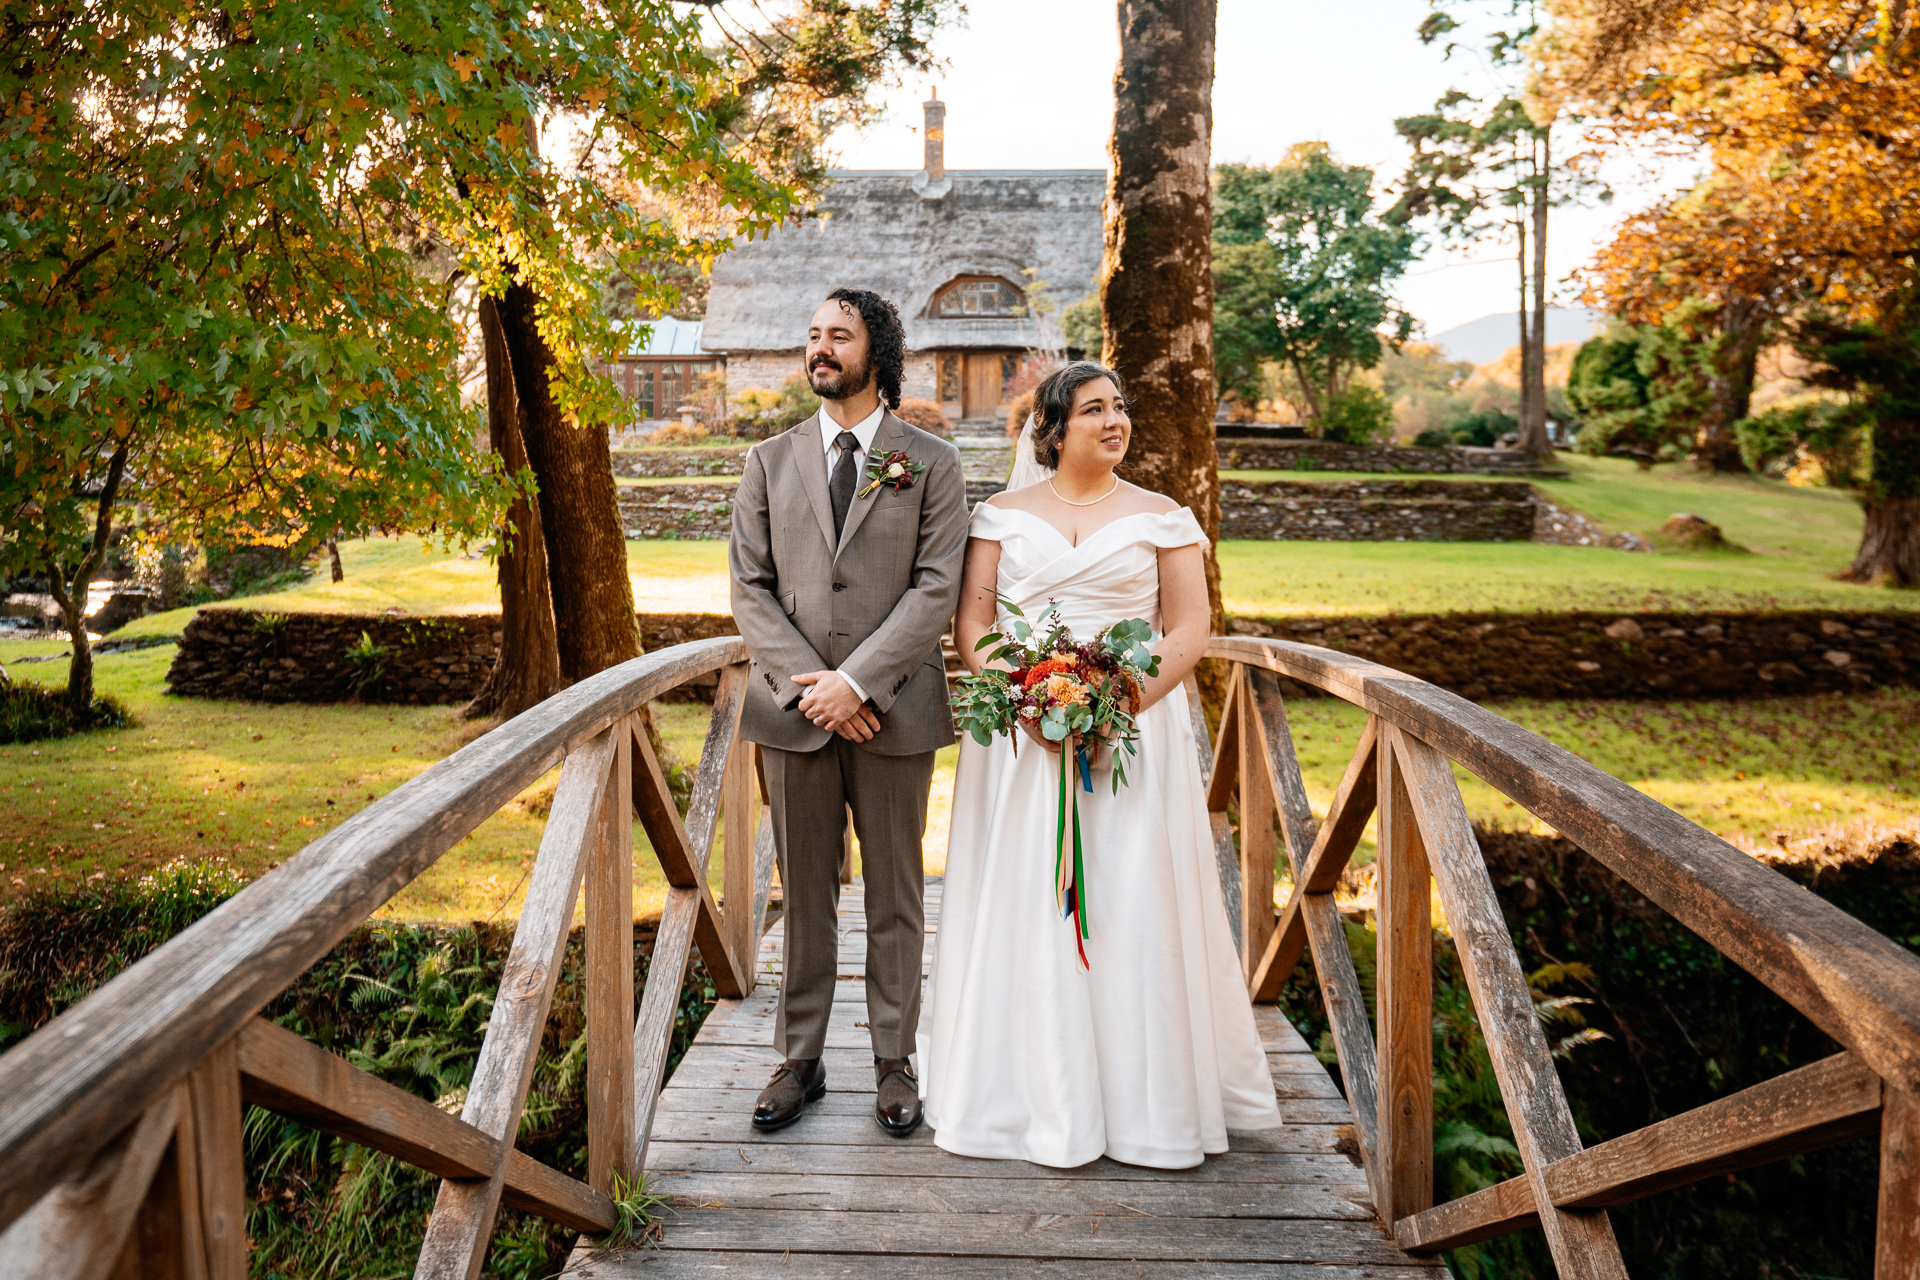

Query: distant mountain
left=1427, top=307, right=1603, bottom=366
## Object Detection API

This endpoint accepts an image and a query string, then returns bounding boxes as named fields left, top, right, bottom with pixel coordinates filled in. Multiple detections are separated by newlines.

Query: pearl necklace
left=1048, top=476, right=1120, bottom=507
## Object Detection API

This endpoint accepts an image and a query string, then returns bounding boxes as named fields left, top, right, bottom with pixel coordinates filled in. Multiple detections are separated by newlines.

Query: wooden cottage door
left=962, top=353, right=1007, bottom=419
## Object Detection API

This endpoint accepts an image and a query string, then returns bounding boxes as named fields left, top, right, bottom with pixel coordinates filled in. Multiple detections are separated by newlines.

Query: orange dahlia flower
left=1021, top=655, right=1077, bottom=689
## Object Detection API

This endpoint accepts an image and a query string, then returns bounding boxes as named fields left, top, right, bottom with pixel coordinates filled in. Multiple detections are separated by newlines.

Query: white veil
left=1005, top=414, right=1055, bottom=491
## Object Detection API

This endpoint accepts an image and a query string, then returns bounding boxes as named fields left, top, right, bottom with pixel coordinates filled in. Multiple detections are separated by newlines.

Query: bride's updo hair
left=1029, top=361, right=1128, bottom=470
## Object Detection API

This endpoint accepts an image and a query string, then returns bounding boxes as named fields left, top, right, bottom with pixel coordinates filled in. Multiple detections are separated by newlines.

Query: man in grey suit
left=728, top=288, right=966, bottom=1137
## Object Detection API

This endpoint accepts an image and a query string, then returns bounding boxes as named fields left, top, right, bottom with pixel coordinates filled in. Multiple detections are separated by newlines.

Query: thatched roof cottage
left=702, top=93, right=1106, bottom=424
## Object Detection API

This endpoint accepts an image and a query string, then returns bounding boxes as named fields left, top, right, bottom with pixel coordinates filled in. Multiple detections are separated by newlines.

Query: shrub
left=893, top=397, right=951, bottom=436
left=1318, top=384, right=1395, bottom=445
left=1004, top=390, right=1035, bottom=440
left=1059, top=297, right=1103, bottom=359
left=731, top=373, right=820, bottom=438
left=0, top=676, right=133, bottom=743
left=0, top=858, right=247, bottom=1047
left=129, top=535, right=209, bottom=610
left=1735, top=399, right=1863, bottom=486
left=341, top=631, right=387, bottom=699
left=1412, top=426, right=1455, bottom=449
left=1277, top=826, right=1920, bottom=1279
left=1447, top=407, right=1517, bottom=448
left=1569, top=308, right=1727, bottom=468
left=647, top=420, right=710, bottom=447
left=0, top=863, right=720, bottom=1280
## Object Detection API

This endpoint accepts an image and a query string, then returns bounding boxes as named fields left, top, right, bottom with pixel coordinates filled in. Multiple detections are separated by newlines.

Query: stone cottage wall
left=723, top=351, right=803, bottom=398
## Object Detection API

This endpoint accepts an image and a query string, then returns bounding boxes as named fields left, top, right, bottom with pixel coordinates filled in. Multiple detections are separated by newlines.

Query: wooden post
left=1237, top=671, right=1276, bottom=980
left=128, top=1114, right=204, bottom=1280
left=585, top=719, right=635, bottom=1196
left=722, top=736, right=760, bottom=990
left=415, top=728, right=610, bottom=1280
left=1375, top=731, right=1433, bottom=1225
left=1188, top=672, right=1242, bottom=953
left=1244, top=668, right=1316, bottom=877
left=1880, top=1084, right=1920, bottom=1278
left=0, top=1090, right=185, bottom=1280
left=183, top=1038, right=248, bottom=1280
left=1392, top=726, right=1627, bottom=1277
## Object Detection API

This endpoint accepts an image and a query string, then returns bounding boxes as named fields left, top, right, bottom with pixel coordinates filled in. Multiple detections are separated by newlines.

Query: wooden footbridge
left=2, top=635, right=1918, bottom=1278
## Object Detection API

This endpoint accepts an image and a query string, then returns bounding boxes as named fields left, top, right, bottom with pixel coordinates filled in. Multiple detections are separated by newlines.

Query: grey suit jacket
left=729, top=409, right=967, bottom=756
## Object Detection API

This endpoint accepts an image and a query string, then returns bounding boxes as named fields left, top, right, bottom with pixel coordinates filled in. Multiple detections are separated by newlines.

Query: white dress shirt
left=816, top=403, right=887, bottom=705
left=821, top=402, right=885, bottom=485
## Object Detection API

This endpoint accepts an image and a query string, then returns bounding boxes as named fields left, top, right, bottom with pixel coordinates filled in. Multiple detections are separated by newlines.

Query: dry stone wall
left=166, top=609, right=501, bottom=704
left=1230, top=610, right=1920, bottom=701
left=609, top=438, right=1563, bottom=484
left=163, top=605, right=1918, bottom=706
left=620, top=476, right=1610, bottom=546
left=166, top=610, right=744, bottom=705
left=1216, top=439, right=1563, bottom=476
left=1217, top=479, right=1536, bottom=542
left=613, top=448, right=750, bottom=478
left=618, top=483, right=738, bottom=539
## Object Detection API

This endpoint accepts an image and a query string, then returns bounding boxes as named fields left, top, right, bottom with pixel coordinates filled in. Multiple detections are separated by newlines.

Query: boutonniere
left=857, top=449, right=924, bottom=498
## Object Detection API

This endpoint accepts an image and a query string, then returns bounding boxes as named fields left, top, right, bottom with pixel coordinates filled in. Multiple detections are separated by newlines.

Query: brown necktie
left=830, top=431, right=859, bottom=541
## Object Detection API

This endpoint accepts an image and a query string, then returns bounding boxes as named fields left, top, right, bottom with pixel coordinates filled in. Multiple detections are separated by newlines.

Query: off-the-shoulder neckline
left=974, top=504, right=1195, bottom=549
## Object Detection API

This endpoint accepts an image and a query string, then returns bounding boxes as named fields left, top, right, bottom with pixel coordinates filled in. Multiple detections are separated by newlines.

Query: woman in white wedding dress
left=919, top=361, right=1281, bottom=1170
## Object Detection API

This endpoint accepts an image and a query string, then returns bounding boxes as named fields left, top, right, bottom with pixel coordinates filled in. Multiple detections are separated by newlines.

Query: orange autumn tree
left=1576, top=172, right=1811, bottom=470
left=1542, top=0, right=1920, bottom=580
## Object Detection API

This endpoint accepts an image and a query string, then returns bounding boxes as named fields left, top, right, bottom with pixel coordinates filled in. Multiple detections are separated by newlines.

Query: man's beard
left=807, top=354, right=873, bottom=400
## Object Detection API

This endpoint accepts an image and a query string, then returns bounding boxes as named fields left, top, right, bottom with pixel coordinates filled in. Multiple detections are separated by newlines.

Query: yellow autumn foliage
left=1541, top=0, right=1920, bottom=317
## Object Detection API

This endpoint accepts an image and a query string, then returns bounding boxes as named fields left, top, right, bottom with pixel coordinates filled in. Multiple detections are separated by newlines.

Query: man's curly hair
left=824, top=287, right=905, bottom=410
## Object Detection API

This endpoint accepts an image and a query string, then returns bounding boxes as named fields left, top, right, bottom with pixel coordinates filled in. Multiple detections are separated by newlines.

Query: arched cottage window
left=932, top=277, right=1027, bottom=318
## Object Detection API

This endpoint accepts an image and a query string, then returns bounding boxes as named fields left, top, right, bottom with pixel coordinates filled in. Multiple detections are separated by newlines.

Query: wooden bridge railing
left=1203, top=636, right=1920, bottom=1277
left=0, top=636, right=771, bottom=1280
left=5, top=631, right=1919, bottom=1278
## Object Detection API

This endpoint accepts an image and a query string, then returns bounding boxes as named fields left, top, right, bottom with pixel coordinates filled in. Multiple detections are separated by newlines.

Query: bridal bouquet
left=950, top=597, right=1161, bottom=967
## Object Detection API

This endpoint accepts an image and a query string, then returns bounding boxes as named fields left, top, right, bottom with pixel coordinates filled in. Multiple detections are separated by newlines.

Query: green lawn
left=4, top=640, right=1902, bottom=921
left=1281, top=690, right=1918, bottom=881
left=3, top=536, right=738, bottom=660
left=1220, top=454, right=1902, bottom=617
left=0, top=456, right=1911, bottom=923
left=0, top=644, right=782, bottom=921
left=0, top=627, right=955, bottom=920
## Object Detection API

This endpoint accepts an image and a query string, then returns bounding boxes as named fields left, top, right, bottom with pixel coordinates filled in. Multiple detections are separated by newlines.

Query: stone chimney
left=913, top=88, right=952, bottom=199
left=923, top=89, right=946, bottom=181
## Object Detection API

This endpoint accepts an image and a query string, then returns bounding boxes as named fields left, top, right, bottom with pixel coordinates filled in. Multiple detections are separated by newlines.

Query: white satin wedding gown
left=919, top=502, right=1282, bottom=1169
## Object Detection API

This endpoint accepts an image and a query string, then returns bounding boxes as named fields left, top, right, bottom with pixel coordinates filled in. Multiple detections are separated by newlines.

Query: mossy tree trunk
left=1518, top=136, right=1553, bottom=458
left=467, top=295, right=565, bottom=719
left=1841, top=420, right=1920, bottom=586
left=1103, top=0, right=1223, bottom=650
left=496, top=281, right=641, bottom=683
left=45, top=442, right=128, bottom=719
left=1698, top=302, right=1764, bottom=473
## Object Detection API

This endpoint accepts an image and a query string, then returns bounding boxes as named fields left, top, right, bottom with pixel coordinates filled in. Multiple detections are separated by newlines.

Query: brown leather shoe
left=752, top=1058, right=826, bottom=1132
left=874, top=1057, right=923, bottom=1138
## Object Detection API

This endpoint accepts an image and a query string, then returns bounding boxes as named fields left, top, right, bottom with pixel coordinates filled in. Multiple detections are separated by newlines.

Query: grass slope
left=0, top=536, right=738, bottom=662
left=0, top=459, right=1908, bottom=922
left=1287, top=690, right=1918, bottom=864
left=1221, top=454, right=1902, bottom=616
left=0, top=636, right=1902, bottom=918
left=0, top=641, right=958, bottom=919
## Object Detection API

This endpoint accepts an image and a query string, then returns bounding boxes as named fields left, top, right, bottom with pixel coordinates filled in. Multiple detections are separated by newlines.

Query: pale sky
left=797, top=0, right=1692, bottom=337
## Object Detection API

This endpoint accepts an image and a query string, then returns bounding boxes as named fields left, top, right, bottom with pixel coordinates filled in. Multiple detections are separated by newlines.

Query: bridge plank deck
left=571, top=880, right=1446, bottom=1278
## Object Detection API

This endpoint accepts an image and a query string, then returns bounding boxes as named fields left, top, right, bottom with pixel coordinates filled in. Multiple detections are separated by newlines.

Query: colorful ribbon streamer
left=1054, top=741, right=1092, bottom=969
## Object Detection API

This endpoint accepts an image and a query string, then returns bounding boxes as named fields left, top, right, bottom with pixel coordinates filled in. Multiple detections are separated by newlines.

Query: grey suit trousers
left=763, top=740, right=934, bottom=1061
